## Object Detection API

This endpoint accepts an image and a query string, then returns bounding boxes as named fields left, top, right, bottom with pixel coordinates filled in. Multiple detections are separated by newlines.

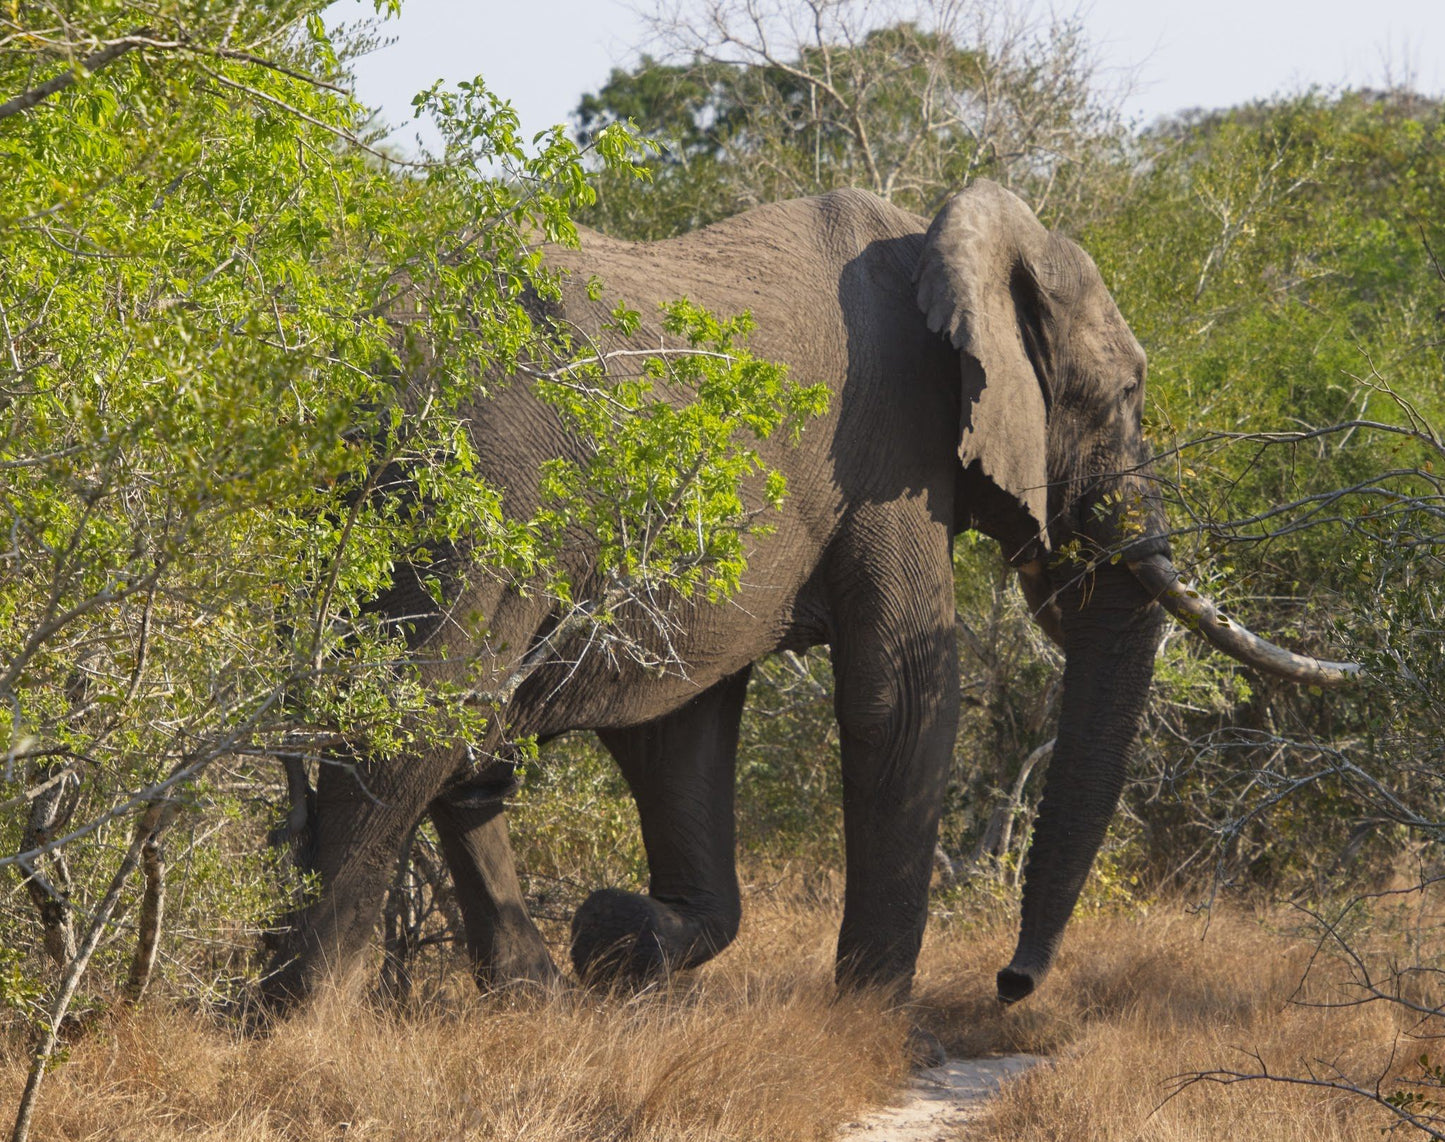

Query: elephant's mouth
left=1017, top=555, right=1359, bottom=686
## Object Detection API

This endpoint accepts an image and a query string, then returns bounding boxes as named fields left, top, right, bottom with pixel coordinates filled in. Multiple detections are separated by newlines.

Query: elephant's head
left=916, top=180, right=1356, bottom=1003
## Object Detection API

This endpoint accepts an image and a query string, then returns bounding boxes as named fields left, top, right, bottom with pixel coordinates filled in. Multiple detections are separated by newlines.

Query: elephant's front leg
left=429, top=771, right=559, bottom=991
left=571, top=666, right=752, bottom=982
left=829, top=530, right=959, bottom=996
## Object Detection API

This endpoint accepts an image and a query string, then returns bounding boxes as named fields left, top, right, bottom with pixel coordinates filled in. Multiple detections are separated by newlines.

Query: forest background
left=2, top=1, right=1444, bottom=1139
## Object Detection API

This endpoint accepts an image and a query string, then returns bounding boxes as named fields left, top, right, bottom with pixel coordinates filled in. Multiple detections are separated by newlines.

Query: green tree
left=0, top=4, right=821, bottom=1135
left=574, top=0, right=1126, bottom=239
left=1068, top=91, right=1445, bottom=887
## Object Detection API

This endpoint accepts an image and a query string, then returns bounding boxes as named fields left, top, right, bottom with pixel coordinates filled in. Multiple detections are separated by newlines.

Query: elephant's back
left=551, top=191, right=928, bottom=363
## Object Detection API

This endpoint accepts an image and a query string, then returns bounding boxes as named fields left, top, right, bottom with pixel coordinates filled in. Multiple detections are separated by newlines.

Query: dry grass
left=916, top=904, right=1428, bottom=1141
left=1, top=878, right=908, bottom=1142
left=2, top=878, right=1433, bottom=1141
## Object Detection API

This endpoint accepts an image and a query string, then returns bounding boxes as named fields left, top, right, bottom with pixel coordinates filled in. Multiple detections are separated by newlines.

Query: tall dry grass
left=1, top=878, right=907, bottom=1142
left=916, top=904, right=1429, bottom=1141
left=2, top=876, right=1433, bottom=1141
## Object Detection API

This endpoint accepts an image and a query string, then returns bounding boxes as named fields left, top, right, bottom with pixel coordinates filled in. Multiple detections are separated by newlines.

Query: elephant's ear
left=916, top=180, right=1066, bottom=558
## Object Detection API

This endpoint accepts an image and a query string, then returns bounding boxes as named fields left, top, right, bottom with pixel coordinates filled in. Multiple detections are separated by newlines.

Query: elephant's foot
left=834, top=941, right=917, bottom=1003
left=253, top=950, right=358, bottom=1027
left=257, top=903, right=372, bottom=1017
left=569, top=888, right=730, bottom=985
left=473, top=923, right=562, bottom=996
left=255, top=959, right=306, bottom=1021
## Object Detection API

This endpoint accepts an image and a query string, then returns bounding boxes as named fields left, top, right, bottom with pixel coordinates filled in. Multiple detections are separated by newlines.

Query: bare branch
left=0, top=31, right=153, bottom=122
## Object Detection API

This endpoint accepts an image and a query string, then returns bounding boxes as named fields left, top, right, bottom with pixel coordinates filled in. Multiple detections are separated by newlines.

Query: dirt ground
left=836, top=1054, right=1043, bottom=1141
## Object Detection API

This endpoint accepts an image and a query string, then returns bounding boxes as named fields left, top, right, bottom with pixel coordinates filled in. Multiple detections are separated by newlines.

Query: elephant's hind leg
left=572, top=666, right=751, bottom=984
left=261, top=746, right=456, bottom=1010
left=429, top=764, right=559, bottom=993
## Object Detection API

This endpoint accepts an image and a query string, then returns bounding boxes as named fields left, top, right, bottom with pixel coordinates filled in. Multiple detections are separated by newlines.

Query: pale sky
left=327, top=0, right=1445, bottom=147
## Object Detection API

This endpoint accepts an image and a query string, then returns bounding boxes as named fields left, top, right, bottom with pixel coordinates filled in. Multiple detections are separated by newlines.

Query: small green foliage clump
left=533, top=299, right=828, bottom=614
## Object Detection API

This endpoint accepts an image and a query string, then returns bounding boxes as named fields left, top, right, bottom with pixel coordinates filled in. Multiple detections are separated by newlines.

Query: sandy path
left=835, top=1054, right=1043, bottom=1141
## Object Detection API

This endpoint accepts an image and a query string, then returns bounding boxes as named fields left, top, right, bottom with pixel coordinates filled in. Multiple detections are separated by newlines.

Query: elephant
left=263, top=179, right=1354, bottom=1013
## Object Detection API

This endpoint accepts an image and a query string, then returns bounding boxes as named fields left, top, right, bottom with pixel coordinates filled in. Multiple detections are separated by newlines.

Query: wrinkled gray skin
left=264, top=180, right=1170, bottom=1009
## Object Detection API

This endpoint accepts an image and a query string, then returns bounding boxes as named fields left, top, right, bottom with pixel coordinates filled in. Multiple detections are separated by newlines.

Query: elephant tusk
left=1016, top=559, right=1066, bottom=649
left=1127, top=554, right=1360, bottom=687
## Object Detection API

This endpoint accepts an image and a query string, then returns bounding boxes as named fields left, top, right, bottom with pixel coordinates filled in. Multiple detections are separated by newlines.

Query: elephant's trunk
left=997, top=562, right=1164, bottom=1003
left=999, top=549, right=1359, bottom=1003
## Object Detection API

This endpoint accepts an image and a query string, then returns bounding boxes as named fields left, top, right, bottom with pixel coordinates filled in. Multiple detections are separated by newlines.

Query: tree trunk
left=123, top=825, right=170, bottom=1004
left=19, top=768, right=79, bottom=969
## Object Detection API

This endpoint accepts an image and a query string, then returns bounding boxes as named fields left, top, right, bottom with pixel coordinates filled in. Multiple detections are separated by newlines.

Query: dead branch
left=0, top=31, right=153, bottom=122
left=10, top=799, right=171, bottom=1142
